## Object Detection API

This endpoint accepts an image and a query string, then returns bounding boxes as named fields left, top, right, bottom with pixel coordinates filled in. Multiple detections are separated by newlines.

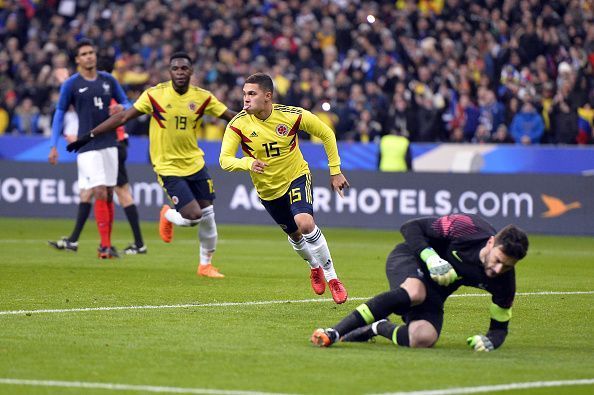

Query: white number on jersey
left=94, top=96, right=104, bottom=110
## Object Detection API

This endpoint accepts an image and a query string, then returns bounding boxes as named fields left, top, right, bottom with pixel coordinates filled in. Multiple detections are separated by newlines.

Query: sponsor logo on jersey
left=250, top=131, right=258, bottom=137
left=452, top=250, right=463, bottom=262
left=275, top=124, right=289, bottom=137
left=78, top=87, right=88, bottom=93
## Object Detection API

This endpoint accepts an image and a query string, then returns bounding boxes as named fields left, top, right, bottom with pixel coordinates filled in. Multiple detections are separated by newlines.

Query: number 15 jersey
left=134, top=81, right=228, bottom=176
left=220, top=104, right=342, bottom=201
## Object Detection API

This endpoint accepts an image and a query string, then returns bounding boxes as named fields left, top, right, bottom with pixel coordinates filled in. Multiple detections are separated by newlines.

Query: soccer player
left=311, top=214, right=529, bottom=351
left=48, top=39, right=131, bottom=259
left=48, top=104, right=146, bottom=255
left=219, top=73, right=350, bottom=304
left=67, top=52, right=237, bottom=277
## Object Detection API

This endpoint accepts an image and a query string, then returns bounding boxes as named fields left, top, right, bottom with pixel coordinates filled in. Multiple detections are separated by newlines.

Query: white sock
left=288, top=235, right=319, bottom=269
left=198, top=205, right=217, bottom=265
left=165, top=207, right=200, bottom=227
left=303, top=226, right=337, bottom=281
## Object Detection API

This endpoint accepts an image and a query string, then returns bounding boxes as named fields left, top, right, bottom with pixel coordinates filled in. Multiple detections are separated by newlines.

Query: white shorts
left=77, top=147, right=118, bottom=189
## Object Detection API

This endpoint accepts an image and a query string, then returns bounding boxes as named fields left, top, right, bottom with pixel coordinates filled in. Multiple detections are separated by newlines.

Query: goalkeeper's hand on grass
left=66, top=133, right=94, bottom=152
left=467, top=335, right=494, bottom=352
left=425, top=254, right=458, bottom=286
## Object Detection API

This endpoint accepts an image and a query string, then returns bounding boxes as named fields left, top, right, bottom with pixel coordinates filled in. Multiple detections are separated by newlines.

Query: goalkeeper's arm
left=467, top=303, right=511, bottom=352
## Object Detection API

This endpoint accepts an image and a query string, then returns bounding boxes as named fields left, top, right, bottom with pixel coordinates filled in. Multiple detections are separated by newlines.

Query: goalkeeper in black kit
left=311, top=214, right=529, bottom=352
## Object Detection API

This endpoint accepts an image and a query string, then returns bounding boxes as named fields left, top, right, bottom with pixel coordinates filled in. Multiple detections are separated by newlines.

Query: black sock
left=333, top=288, right=411, bottom=338
left=365, top=287, right=412, bottom=317
left=124, top=204, right=143, bottom=246
left=333, top=311, right=368, bottom=338
left=69, top=202, right=91, bottom=242
left=376, top=321, right=410, bottom=347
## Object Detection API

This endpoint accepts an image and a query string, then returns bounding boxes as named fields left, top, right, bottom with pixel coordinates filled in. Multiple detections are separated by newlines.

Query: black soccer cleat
left=98, top=245, right=119, bottom=259
left=48, top=237, right=78, bottom=252
left=341, top=319, right=388, bottom=343
left=340, top=325, right=376, bottom=342
left=123, top=243, right=147, bottom=255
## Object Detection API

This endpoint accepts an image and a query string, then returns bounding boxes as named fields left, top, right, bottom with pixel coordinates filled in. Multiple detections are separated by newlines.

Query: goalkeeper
left=311, top=214, right=529, bottom=352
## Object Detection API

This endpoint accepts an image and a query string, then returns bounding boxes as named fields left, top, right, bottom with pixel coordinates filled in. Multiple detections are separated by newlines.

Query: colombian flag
left=577, top=106, right=594, bottom=145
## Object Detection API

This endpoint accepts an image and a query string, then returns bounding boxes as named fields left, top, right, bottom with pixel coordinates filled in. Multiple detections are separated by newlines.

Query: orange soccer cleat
left=310, top=328, right=338, bottom=347
left=159, top=205, right=173, bottom=243
left=328, top=279, right=348, bottom=304
left=310, top=267, right=325, bottom=295
left=197, top=263, right=225, bottom=278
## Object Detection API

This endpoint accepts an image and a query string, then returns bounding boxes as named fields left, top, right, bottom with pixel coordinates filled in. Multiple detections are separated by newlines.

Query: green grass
left=0, top=217, right=593, bottom=395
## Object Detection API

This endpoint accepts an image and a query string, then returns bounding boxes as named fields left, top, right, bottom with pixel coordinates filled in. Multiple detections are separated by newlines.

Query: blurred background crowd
left=0, top=0, right=593, bottom=145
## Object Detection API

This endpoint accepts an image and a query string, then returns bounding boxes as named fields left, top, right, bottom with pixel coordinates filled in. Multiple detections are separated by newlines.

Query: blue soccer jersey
left=51, top=71, right=130, bottom=154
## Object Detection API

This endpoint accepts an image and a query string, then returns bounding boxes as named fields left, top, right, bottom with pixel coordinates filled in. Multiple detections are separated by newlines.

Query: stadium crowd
left=0, top=0, right=593, bottom=145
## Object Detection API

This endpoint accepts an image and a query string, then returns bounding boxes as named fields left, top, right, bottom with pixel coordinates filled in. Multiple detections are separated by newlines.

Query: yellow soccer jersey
left=134, top=81, right=227, bottom=176
left=220, top=104, right=341, bottom=200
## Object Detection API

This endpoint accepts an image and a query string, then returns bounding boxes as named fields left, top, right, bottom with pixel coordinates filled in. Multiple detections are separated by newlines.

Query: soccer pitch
left=0, top=218, right=593, bottom=395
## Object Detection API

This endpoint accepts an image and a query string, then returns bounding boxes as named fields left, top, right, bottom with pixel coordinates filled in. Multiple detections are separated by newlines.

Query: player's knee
left=400, top=278, right=426, bottom=305
left=295, top=214, right=315, bottom=234
left=184, top=211, right=202, bottom=221
left=408, top=321, right=438, bottom=348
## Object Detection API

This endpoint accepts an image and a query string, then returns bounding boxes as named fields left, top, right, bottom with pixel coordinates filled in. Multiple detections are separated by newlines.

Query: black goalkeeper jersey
left=400, top=214, right=515, bottom=309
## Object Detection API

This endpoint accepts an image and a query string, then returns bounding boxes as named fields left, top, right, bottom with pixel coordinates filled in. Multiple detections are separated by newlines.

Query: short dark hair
left=170, top=52, right=193, bottom=64
left=494, top=224, right=529, bottom=260
left=75, top=39, right=95, bottom=56
left=245, top=72, right=274, bottom=94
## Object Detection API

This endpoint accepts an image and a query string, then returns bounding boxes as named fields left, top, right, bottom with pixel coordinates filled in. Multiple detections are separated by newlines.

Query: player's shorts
left=385, top=243, right=446, bottom=335
left=116, top=139, right=129, bottom=187
left=77, top=146, right=118, bottom=189
left=159, top=166, right=215, bottom=211
left=260, top=174, right=314, bottom=235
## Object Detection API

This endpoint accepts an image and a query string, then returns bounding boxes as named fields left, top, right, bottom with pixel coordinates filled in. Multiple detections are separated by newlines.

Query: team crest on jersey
left=188, top=102, right=197, bottom=111
left=275, top=124, right=289, bottom=137
left=102, top=82, right=110, bottom=94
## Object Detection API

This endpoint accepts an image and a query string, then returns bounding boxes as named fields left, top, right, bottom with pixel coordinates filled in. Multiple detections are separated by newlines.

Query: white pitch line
left=368, top=378, right=594, bottom=395
left=0, top=291, right=592, bottom=316
left=0, top=378, right=295, bottom=395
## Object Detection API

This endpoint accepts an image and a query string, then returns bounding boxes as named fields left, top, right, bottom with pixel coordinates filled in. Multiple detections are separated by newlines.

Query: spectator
left=12, top=97, right=40, bottom=135
left=510, top=101, right=545, bottom=145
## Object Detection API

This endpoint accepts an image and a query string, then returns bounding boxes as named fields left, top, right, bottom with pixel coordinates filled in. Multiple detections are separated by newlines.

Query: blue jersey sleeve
left=108, top=74, right=132, bottom=110
left=50, top=79, right=74, bottom=148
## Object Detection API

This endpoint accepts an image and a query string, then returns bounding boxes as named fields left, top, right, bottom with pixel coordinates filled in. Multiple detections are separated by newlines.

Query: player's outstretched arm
left=67, top=107, right=143, bottom=152
left=467, top=304, right=511, bottom=352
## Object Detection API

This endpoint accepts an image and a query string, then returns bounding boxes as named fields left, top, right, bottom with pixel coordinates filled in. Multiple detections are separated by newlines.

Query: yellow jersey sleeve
left=220, top=113, right=256, bottom=171
left=300, top=109, right=342, bottom=175
left=204, top=94, right=228, bottom=118
left=133, top=89, right=152, bottom=114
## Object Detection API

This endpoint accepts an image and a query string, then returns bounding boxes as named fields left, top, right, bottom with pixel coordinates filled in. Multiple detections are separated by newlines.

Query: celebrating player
left=219, top=72, right=350, bottom=304
left=67, top=52, right=236, bottom=277
left=311, top=214, right=529, bottom=351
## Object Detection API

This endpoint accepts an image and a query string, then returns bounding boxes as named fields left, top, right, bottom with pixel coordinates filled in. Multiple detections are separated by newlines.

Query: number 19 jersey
left=134, top=81, right=228, bottom=176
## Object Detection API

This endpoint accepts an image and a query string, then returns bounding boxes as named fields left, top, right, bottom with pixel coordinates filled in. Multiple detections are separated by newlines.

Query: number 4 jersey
left=220, top=105, right=341, bottom=201
left=134, top=81, right=228, bottom=176
left=56, top=71, right=130, bottom=154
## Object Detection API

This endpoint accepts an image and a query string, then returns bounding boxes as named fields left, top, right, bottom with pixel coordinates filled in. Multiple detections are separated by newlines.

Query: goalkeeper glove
left=422, top=248, right=458, bottom=286
left=66, top=132, right=94, bottom=152
left=467, top=335, right=494, bottom=352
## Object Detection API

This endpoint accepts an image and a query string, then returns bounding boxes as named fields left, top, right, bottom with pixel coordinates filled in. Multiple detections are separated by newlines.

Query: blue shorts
left=159, top=167, right=215, bottom=210
left=260, top=174, right=314, bottom=234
